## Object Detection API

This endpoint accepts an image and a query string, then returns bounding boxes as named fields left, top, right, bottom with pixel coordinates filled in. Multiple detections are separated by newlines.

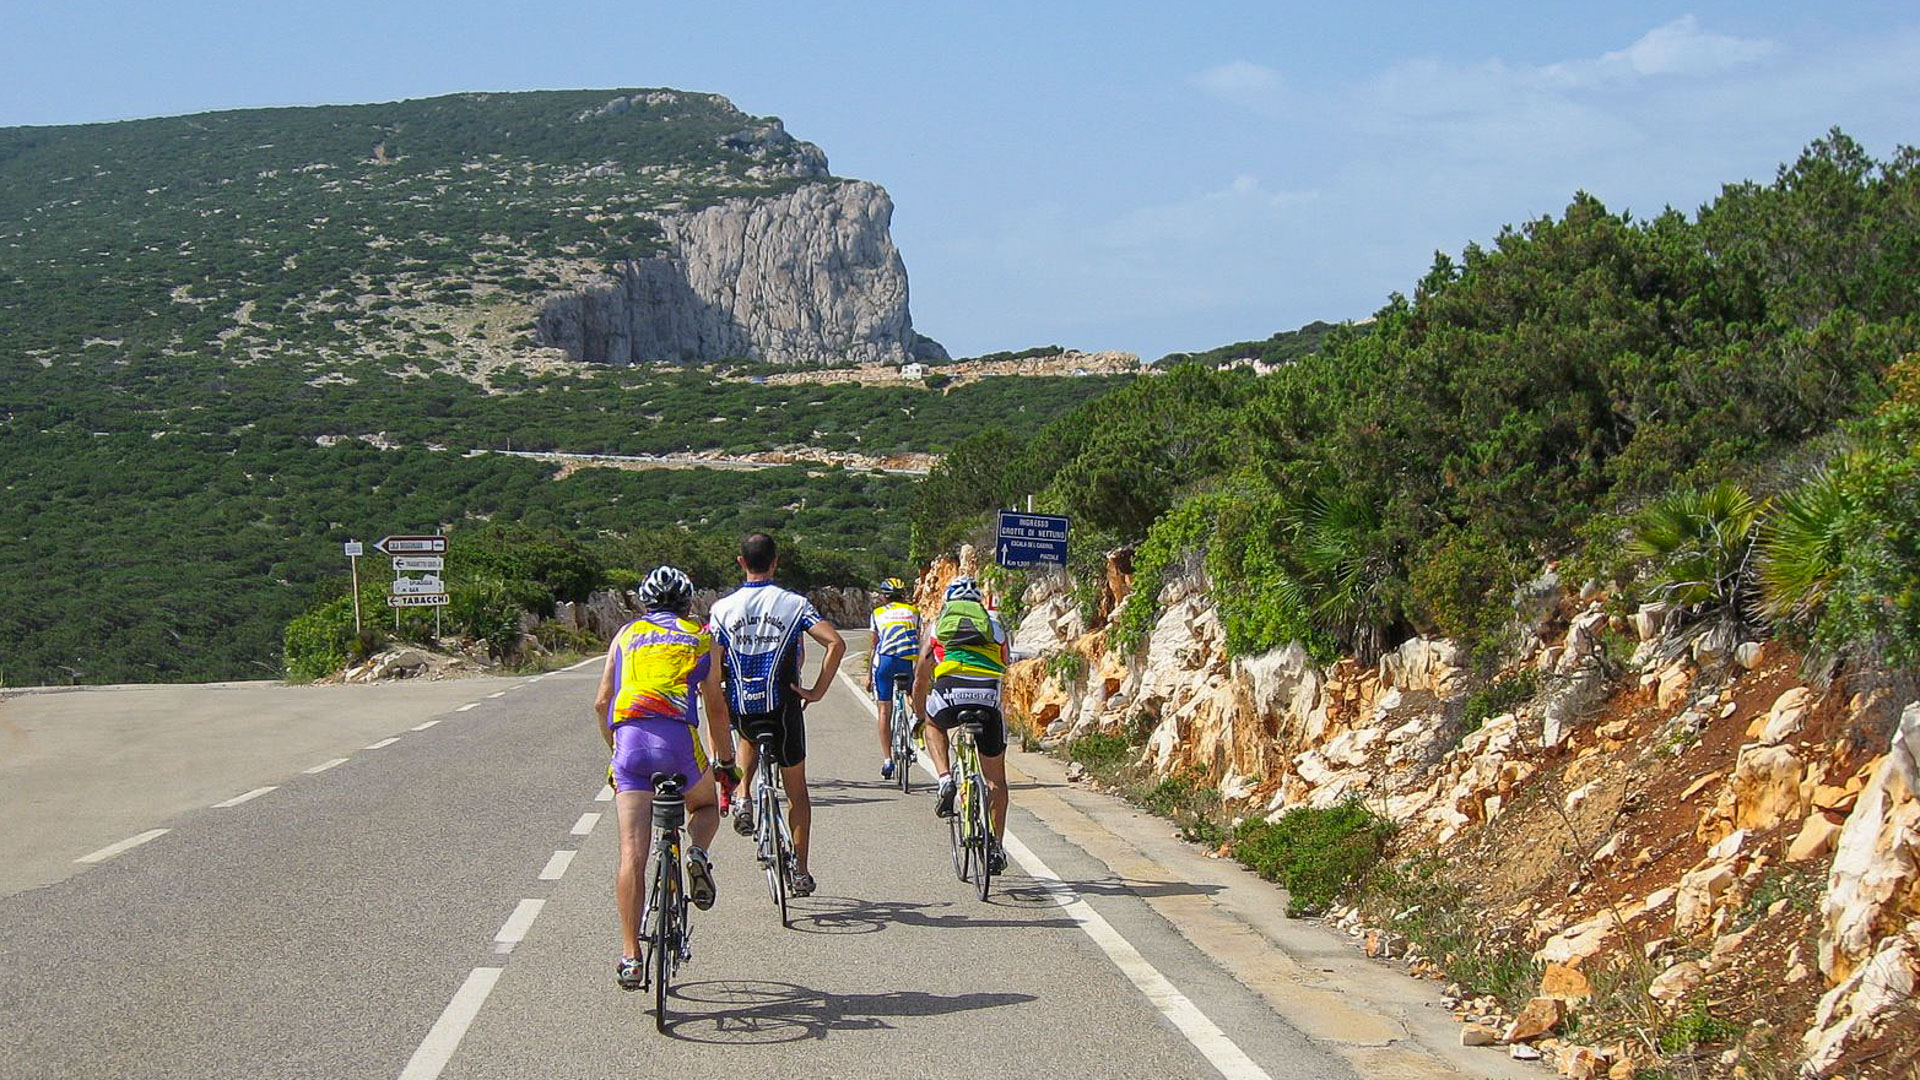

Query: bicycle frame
left=889, top=677, right=915, bottom=792
left=748, top=733, right=794, bottom=926
left=946, top=722, right=992, bottom=898
left=638, top=773, right=690, bottom=1031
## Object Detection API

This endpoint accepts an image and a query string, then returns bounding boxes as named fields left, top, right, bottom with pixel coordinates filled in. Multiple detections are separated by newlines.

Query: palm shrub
left=1756, top=458, right=1856, bottom=625
left=1627, top=481, right=1766, bottom=657
left=1291, top=490, right=1398, bottom=664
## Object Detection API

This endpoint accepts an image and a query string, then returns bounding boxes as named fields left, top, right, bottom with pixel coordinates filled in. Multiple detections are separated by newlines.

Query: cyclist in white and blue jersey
left=868, top=577, right=921, bottom=780
left=709, top=532, right=845, bottom=898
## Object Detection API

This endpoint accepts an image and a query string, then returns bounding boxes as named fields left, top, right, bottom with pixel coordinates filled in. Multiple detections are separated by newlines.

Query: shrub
left=284, top=594, right=355, bottom=681
left=1068, top=732, right=1133, bottom=771
left=1232, top=801, right=1395, bottom=916
left=1459, top=668, right=1538, bottom=737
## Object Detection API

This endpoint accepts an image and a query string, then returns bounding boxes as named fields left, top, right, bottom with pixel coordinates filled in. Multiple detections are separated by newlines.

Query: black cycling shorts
left=733, top=698, right=806, bottom=770
left=930, top=703, right=1008, bottom=758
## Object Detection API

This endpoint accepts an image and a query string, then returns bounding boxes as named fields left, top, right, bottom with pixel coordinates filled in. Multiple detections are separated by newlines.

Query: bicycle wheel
left=650, top=847, right=674, bottom=1031
left=948, top=791, right=966, bottom=880
left=892, top=690, right=913, bottom=793
left=758, top=772, right=789, bottom=926
left=971, top=774, right=993, bottom=901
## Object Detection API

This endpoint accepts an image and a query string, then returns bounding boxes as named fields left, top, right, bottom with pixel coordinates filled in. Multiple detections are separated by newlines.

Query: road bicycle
left=741, top=720, right=796, bottom=928
left=888, top=675, right=915, bottom=794
left=636, top=771, right=691, bottom=1032
left=945, top=707, right=999, bottom=901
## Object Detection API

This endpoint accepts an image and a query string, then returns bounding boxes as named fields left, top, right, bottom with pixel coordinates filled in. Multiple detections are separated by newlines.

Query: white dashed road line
left=211, top=786, right=277, bottom=808
left=486, top=691, right=505, bottom=699
left=396, top=967, right=502, bottom=1080
left=411, top=719, right=441, bottom=731
left=594, top=785, right=614, bottom=802
left=537, top=850, right=576, bottom=881
left=75, top=829, right=170, bottom=865
left=364, top=737, right=400, bottom=750
left=830, top=664, right=1274, bottom=1080
left=303, top=758, right=349, bottom=774
left=491, top=899, right=545, bottom=954
left=455, top=703, right=478, bottom=713
left=569, top=813, right=600, bottom=836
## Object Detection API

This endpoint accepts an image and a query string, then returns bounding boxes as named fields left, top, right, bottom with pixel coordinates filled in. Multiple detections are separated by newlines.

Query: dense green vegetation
left=1160, top=319, right=1346, bottom=368
left=0, top=431, right=919, bottom=685
left=919, top=131, right=1920, bottom=676
left=0, top=90, right=1125, bottom=685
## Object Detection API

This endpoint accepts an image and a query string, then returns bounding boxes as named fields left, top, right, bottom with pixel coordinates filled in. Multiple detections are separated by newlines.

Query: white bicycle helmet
left=943, top=575, right=983, bottom=604
left=638, top=565, right=695, bottom=612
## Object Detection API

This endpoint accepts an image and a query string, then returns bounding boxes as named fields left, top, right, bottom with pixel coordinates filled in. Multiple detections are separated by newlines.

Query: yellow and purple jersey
left=608, top=612, right=711, bottom=727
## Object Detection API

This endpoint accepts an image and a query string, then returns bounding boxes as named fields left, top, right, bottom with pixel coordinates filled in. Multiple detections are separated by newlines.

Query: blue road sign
left=996, top=511, right=1069, bottom=568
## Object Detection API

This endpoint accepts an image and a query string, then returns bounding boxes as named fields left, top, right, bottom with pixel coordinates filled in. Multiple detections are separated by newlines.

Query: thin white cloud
left=1538, top=15, right=1777, bottom=89
left=1191, top=60, right=1284, bottom=109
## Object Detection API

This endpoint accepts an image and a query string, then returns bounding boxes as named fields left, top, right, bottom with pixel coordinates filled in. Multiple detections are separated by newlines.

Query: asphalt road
left=0, top=642, right=1520, bottom=1080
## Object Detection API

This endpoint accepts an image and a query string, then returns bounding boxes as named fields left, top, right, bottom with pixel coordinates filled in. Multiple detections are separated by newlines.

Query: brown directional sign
left=373, top=535, right=447, bottom=556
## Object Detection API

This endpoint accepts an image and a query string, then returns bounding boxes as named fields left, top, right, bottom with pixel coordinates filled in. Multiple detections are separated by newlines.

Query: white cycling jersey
left=709, top=580, right=821, bottom=716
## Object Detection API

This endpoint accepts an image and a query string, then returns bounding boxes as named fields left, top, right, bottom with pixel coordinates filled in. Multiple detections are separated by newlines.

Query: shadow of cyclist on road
left=660, top=980, right=1036, bottom=1044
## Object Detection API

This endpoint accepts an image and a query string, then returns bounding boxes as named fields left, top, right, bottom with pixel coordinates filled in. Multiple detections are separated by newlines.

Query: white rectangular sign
left=343, top=541, right=364, bottom=558
left=392, top=556, right=444, bottom=572
left=391, top=574, right=446, bottom=595
left=387, top=593, right=450, bottom=608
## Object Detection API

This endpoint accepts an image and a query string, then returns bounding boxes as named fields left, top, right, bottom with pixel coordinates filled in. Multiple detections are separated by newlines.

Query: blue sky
left=5, top=2, right=1918, bottom=359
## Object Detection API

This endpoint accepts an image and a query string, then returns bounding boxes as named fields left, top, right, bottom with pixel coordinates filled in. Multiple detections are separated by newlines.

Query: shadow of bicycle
left=661, top=979, right=1036, bottom=1044
left=782, top=893, right=1079, bottom=936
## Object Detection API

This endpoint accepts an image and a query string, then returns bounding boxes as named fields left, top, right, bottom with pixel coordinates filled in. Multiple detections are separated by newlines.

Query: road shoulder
left=1005, top=744, right=1542, bottom=1080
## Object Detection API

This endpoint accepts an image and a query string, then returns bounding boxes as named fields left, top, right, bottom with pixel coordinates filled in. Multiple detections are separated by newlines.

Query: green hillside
left=0, top=91, right=1127, bottom=685
left=918, top=131, right=1920, bottom=675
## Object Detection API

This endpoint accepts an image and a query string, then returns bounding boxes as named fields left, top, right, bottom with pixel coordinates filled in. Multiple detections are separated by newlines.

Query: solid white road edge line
left=492, top=898, right=545, bottom=953
left=303, top=757, right=349, bottom=774
left=211, top=786, right=277, bottom=808
left=411, top=719, right=442, bottom=731
left=1002, top=833, right=1274, bottom=1080
left=75, top=829, right=170, bottom=864
left=364, top=737, right=400, bottom=750
left=830, top=665, right=1274, bottom=1080
left=565, top=656, right=600, bottom=671
left=538, top=850, right=576, bottom=881
left=570, top=812, right=601, bottom=836
left=395, top=967, right=502, bottom=1080
left=455, top=703, right=479, bottom=713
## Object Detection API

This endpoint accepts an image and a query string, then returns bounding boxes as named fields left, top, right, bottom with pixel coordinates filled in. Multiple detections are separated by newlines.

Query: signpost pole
left=350, top=554, right=362, bottom=635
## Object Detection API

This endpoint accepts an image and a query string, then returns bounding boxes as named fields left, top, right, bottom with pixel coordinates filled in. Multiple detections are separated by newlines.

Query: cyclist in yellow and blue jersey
left=592, top=566, right=737, bottom=991
left=867, top=577, right=921, bottom=780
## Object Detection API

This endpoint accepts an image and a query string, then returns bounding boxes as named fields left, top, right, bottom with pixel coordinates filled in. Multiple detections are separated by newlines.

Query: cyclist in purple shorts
left=593, top=566, right=739, bottom=991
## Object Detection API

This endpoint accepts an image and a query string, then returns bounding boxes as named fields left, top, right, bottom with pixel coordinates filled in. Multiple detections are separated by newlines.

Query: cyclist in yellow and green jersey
left=867, top=577, right=921, bottom=780
left=910, top=575, right=1011, bottom=873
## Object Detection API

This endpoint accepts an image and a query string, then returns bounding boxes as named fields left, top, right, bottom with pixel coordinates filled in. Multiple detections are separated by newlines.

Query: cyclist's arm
left=909, top=649, right=934, bottom=723
left=591, top=640, right=620, bottom=752
left=792, top=620, right=845, bottom=703
left=698, top=641, right=733, bottom=770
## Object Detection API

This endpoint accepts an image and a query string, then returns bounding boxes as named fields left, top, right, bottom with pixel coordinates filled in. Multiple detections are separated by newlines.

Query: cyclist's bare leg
left=782, top=760, right=813, bottom=874
left=736, top=734, right=760, bottom=804
left=613, top=789, right=655, bottom=956
left=685, top=771, right=720, bottom=851
left=923, top=721, right=953, bottom=777
left=875, top=692, right=893, bottom=761
left=981, top=753, right=1010, bottom=837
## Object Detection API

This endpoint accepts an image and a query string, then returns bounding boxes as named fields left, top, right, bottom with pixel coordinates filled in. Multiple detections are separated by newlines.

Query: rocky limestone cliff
left=965, top=549, right=1920, bottom=1079
left=536, top=181, right=946, bottom=367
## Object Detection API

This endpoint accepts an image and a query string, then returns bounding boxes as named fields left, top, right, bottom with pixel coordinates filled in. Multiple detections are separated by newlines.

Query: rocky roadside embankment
left=913, top=547, right=1918, bottom=1079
